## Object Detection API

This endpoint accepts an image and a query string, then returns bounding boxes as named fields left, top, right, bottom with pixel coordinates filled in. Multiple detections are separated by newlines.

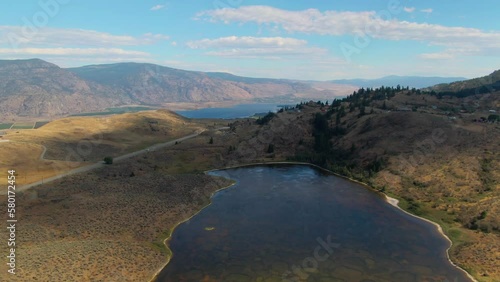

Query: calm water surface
left=157, top=165, right=471, bottom=282
left=175, top=103, right=281, bottom=119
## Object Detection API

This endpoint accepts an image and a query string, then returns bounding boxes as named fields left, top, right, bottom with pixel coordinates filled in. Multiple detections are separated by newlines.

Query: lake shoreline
left=148, top=177, right=237, bottom=282
left=385, top=196, right=478, bottom=282
left=151, top=161, right=479, bottom=282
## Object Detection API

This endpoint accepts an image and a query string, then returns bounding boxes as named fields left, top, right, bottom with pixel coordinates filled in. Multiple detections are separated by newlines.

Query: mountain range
left=0, top=58, right=487, bottom=120
left=331, top=75, right=467, bottom=89
left=0, top=59, right=342, bottom=120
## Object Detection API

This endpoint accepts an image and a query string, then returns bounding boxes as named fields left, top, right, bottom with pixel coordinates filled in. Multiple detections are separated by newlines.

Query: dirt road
left=2, top=130, right=205, bottom=195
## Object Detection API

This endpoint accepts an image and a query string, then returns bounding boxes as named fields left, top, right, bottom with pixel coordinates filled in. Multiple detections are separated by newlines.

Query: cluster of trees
left=291, top=87, right=399, bottom=181
left=277, top=105, right=297, bottom=113
left=291, top=113, right=352, bottom=167
left=465, top=211, right=490, bottom=232
left=431, top=81, right=500, bottom=99
left=256, top=112, right=277, bottom=125
left=325, top=86, right=413, bottom=121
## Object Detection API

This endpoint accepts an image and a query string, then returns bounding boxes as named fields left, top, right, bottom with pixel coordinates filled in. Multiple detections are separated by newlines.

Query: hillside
left=427, top=70, right=500, bottom=96
left=218, top=83, right=499, bottom=280
left=332, top=75, right=467, bottom=89
left=68, top=62, right=324, bottom=104
left=0, top=59, right=352, bottom=120
left=0, top=59, right=127, bottom=120
left=0, top=122, right=232, bottom=281
left=0, top=109, right=204, bottom=188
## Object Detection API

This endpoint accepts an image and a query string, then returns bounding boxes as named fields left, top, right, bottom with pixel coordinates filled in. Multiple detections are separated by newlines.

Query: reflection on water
left=157, top=165, right=471, bottom=282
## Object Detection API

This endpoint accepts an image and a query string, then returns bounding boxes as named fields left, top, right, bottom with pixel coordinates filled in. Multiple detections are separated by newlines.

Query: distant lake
left=157, top=165, right=472, bottom=282
left=175, top=103, right=284, bottom=119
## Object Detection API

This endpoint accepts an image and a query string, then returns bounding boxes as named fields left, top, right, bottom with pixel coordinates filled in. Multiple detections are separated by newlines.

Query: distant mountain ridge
left=331, top=75, right=468, bottom=89
left=0, top=59, right=126, bottom=119
left=68, top=62, right=313, bottom=104
left=0, top=59, right=339, bottom=120
left=0, top=58, right=495, bottom=121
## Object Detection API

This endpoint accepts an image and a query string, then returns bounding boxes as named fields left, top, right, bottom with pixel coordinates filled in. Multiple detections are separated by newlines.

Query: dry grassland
left=0, top=130, right=234, bottom=281
left=0, top=110, right=203, bottom=187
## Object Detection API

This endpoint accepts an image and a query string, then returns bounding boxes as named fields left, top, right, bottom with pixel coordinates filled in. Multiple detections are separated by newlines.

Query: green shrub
left=256, top=112, right=277, bottom=125
left=267, top=144, right=275, bottom=153
left=103, top=156, right=113, bottom=164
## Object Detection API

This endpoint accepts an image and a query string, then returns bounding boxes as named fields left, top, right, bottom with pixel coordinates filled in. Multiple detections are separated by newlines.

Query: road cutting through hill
left=1, top=130, right=205, bottom=195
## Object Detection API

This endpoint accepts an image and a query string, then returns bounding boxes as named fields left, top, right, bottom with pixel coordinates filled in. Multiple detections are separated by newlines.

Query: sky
left=0, top=0, right=499, bottom=80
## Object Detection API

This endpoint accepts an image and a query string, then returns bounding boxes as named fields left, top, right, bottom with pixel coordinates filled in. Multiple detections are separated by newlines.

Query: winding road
left=2, top=129, right=205, bottom=195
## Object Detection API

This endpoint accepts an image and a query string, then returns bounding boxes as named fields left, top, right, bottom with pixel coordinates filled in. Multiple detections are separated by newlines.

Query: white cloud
left=404, top=7, right=415, bottom=13
left=150, top=4, right=166, bottom=11
left=187, top=36, right=307, bottom=49
left=186, top=36, right=327, bottom=59
left=420, top=44, right=499, bottom=61
left=421, top=8, right=433, bottom=14
left=142, top=32, right=170, bottom=41
left=0, top=26, right=169, bottom=48
left=196, top=5, right=500, bottom=57
left=204, top=47, right=327, bottom=59
left=420, top=52, right=455, bottom=60
left=196, top=6, right=373, bottom=35
left=0, top=47, right=149, bottom=57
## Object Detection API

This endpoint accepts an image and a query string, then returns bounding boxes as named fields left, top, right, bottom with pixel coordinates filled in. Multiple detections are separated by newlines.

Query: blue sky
left=1, top=0, right=499, bottom=79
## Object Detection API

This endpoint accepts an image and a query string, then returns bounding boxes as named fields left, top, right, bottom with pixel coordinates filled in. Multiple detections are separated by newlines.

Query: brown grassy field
left=0, top=110, right=204, bottom=187
left=0, top=140, right=231, bottom=281
left=0, top=142, right=86, bottom=187
left=0, top=128, right=235, bottom=282
left=0, top=109, right=239, bottom=281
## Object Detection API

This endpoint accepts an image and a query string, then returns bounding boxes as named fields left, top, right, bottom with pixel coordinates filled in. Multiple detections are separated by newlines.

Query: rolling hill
left=0, top=59, right=349, bottom=120
left=427, top=70, right=500, bottom=95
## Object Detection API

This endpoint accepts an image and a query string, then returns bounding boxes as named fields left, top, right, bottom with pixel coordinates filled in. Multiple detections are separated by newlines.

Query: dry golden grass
left=0, top=141, right=86, bottom=186
left=8, top=110, right=201, bottom=159
left=1, top=110, right=203, bottom=187
left=0, top=109, right=237, bottom=281
left=0, top=132, right=234, bottom=282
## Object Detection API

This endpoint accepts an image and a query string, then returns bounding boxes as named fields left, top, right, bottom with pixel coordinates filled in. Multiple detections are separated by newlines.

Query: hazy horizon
left=1, top=1, right=499, bottom=80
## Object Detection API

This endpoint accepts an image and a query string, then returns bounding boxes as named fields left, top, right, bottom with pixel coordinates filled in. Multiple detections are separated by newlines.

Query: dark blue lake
left=175, top=103, right=282, bottom=119
left=156, top=165, right=472, bottom=282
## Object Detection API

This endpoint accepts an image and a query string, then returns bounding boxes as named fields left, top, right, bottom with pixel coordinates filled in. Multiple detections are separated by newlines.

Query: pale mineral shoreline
left=384, top=196, right=479, bottom=282
left=148, top=178, right=237, bottom=282
left=148, top=161, right=479, bottom=282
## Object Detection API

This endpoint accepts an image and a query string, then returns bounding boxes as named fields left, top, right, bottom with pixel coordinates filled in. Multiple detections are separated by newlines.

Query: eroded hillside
left=221, top=88, right=499, bottom=280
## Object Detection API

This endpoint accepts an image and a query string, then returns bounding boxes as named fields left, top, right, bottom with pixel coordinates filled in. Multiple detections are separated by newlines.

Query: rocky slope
left=0, top=59, right=126, bottom=119
left=0, top=59, right=344, bottom=120
left=70, top=63, right=317, bottom=103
